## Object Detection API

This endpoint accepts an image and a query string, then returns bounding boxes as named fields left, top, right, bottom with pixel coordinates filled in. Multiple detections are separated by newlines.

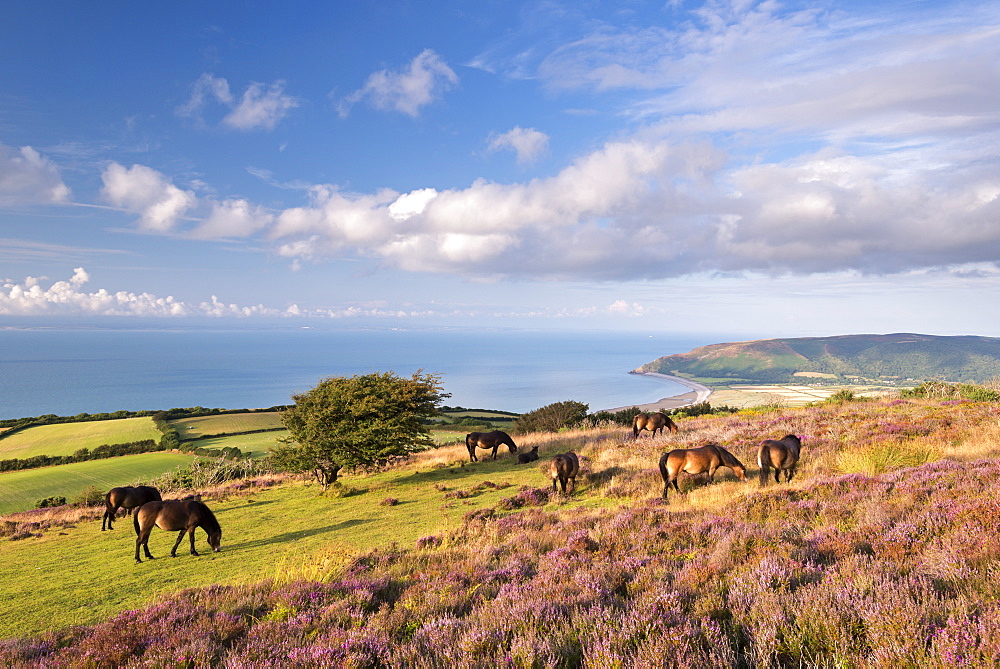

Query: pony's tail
left=133, top=508, right=140, bottom=535
left=658, top=454, right=671, bottom=498
left=633, top=423, right=640, bottom=439
left=757, top=446, right=770, bottom=486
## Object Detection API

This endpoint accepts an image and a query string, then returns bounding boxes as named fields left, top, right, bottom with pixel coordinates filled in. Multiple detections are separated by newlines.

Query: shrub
left=35, top=496, right=66, bottom=509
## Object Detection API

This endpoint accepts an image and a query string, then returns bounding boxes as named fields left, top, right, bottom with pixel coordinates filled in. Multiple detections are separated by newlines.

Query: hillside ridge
left=637, top=332, right=1000, bottom=384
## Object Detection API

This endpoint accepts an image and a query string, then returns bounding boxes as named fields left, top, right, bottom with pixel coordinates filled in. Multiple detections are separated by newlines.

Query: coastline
left=600, top=371, right=713, bottom=413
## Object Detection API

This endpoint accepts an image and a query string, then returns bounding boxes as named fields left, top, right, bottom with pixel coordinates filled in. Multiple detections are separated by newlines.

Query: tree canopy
left=272, top=371, right=449, bottom=489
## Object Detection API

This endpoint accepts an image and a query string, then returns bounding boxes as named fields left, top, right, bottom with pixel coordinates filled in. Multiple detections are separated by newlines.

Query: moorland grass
left=0, top=417, right=161, bottom=460
left=0, top=454, right=561, bottom=638
left=0, top=453, right=197, bottom=515
left=5, top=397, right=1000, bottom=663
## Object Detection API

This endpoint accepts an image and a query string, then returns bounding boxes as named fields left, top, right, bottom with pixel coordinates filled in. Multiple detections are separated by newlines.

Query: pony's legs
left=188, top=528, right=200, bottom=556
left=135, top=529, right=155, bottom=563
left=170, top=529, right=186, bottom=557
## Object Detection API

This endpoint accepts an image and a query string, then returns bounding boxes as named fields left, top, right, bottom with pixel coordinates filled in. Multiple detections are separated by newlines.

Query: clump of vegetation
left=512, top=400, right=589, bottom=433
left=902, top=380, right=1000, bottom=402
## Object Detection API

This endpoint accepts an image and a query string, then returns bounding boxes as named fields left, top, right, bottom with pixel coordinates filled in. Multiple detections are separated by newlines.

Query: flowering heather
left=5, top=398, right=1000, bottom=666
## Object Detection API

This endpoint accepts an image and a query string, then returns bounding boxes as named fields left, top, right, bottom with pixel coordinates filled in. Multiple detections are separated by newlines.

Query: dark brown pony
left=466, top=430, right=518, bottom=462
left=633, top=412, right=678, bottom=438
left=134, top=500, right=222, bottom=563
left=659, top=444, right=746, bottom=499
left=549, top=452, right=580, bottom=493
left=757, top=434, right=803, bottom=486
left=516, top=445, right=539, bottom=464
left=102, top=485, right=162, bottom=531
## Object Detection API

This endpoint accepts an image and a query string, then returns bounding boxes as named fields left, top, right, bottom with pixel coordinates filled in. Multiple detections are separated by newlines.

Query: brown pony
left=102, top=485, right=162, bottom=531
left=633, top=412, right=678, bottom=438
left=134, top=500, right=222, bottom=563
left=659, top=444, right=746, bottom=499
left=516, top=445, right=539, bottom=464
left=466, top=430, right=518, bottom=462
left=549, top=452, right=580, bottom=493
left=757, top=434, right=803, bottom=486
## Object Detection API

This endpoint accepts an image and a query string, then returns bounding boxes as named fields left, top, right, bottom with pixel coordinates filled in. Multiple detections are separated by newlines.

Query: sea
left=0, top=327, right=727, bottom=421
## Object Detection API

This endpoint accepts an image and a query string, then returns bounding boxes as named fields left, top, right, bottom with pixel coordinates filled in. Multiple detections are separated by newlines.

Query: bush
left=513, top=400, right=589, bottom=433
left=35, top=496, right=66, bottom=509
left=73, top=486, right=106, bottom=507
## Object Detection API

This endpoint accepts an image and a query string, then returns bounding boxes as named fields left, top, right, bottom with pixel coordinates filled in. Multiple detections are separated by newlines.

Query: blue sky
left=2, top=0, right=1000, bottom=337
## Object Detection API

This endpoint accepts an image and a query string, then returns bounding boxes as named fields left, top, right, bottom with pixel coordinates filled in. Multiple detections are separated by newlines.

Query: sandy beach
left=600, top=371, right=713, bottom=413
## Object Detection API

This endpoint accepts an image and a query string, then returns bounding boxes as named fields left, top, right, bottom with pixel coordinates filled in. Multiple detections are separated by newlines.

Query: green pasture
left=188, top=430, right=290, bottom=458
left=0, top=417, right=161, bottom=459
left=0, top=454, right=563, bottom=638
left=0, top=453, right=197, bottom=515
left=168, top=412, right=284, bottom=440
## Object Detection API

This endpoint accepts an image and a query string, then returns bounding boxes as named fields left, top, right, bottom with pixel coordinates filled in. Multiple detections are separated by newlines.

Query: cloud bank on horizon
left=1, top=0, right=999, bottom=328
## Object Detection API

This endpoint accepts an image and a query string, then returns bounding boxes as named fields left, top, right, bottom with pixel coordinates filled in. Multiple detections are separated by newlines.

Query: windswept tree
left=272, top=371, right=449, bottom=490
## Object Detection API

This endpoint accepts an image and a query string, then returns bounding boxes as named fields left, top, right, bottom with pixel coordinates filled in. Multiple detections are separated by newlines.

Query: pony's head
left=207, top=529, right=222, bottom=553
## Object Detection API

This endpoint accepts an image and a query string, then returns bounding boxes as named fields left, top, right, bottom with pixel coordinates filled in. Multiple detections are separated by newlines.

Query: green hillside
left=637, top=333, right=1000, bottom=383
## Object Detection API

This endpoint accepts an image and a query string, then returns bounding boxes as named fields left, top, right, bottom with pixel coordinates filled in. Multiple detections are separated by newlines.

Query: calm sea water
left=0, top=328, right=716, bottom=420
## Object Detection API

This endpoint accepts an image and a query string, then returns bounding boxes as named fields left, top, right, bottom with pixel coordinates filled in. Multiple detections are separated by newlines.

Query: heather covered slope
left=3, top=396, right=1000, bottom=666
left=637, top=333, right=1000, bottom=383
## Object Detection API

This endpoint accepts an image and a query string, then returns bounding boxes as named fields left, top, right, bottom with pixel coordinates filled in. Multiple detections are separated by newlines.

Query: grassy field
left=188, top=430, right=290, bottom=458
left=168, top=412, right=285, bottom=440
left=0, top=450, right=554, bottom=637
left=0, top=453, right=197, bottom=515
left=0, top=417, right=161, bottom=459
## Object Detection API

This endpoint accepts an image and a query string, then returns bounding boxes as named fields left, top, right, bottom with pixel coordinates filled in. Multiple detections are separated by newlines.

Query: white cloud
left=100, top=163, right=196, bottom=233
left=338, top=49, right=458, bottom=117
left=224, top=81, right=299, bottom=131
left=178, top=74, right=298, bottom=131
left=0, top=143, right=71, bottom=204
left=194, top=198, right=274, bottom=239
left=0, top=268, right=288, bottom=318
left=487, top=127, right=550, bottom=165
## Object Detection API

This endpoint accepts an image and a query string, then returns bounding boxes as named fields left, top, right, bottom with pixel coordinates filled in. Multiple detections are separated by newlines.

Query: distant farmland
left=0, top=452, right=197, bottom=515
left=0, top=417, right=161, bottom=459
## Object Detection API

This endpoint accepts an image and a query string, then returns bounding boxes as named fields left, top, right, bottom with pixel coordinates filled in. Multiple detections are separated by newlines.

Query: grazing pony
left=549, top=452, right=580, bottom=493
left=516, top=445, right=540, bottom=464
left=659, top=444, right=746, bottom=499
left=134, top=500, right=222, bottom=563
left=466, top=430, right=518, bottom=462
left=757, top=434, right=803, bottom=486
left=102, top=485, right=162, bottom=531
left=633, top=412, right=678, bottom=438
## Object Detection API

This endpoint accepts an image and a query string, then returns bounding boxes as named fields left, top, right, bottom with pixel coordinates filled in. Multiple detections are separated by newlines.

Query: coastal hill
left=636, top=333, right=1000, bottom=384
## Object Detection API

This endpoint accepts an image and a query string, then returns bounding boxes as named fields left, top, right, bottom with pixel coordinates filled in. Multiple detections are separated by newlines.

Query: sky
left=2, top=0, right=1000, bottom=338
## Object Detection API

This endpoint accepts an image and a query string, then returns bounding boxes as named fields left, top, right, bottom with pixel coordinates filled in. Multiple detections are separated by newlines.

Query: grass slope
left=0, top=455, right=550, bottom=637
left=4, top=396, right=1000, bottom=664
left=0, top=417, right=161, bottom=459
left=0, top=453, right=196, bottom=515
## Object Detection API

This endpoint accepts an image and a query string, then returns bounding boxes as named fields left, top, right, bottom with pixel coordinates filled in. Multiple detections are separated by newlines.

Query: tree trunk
left=315, top=465, right=341, bottom=490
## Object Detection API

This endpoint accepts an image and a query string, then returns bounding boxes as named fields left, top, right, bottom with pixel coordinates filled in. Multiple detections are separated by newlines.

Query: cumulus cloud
left=100, top=163, right=196, bottom=233
left=0, top=143, right=71, bottom=204
left=193, top=198, right=275, bottom=239
left=0, top=268, right=287, bottom=318
left=178, top=73, right=298, bottom=130
left=487, top=127, right=550, bottom=165
left=338, top=49, right=458, bottom=117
